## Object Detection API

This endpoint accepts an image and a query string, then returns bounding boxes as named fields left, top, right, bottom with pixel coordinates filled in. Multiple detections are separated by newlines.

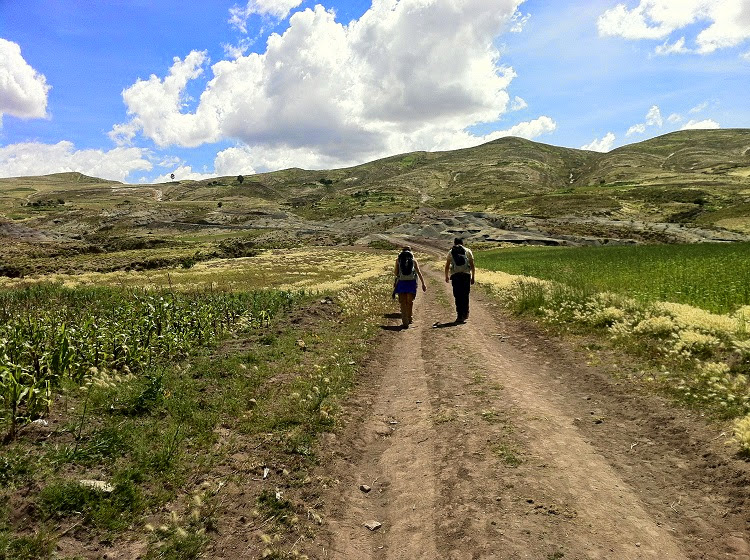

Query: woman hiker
left=393, top=246, right=427, bottom=328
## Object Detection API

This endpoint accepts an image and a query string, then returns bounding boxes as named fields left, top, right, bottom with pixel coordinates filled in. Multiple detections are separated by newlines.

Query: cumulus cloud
left=510, top=96, right=528, bottom=111
left=597, top=0, right=750, bottom=54
left=626, top=105, right=663, bottom=136
left=667, top=112, right=683, bottom=123
left=222, top=39, right=252, bottom=59
left=626, top=123, right=646, bottom=136
left=681, top=118, right=720, bottom=129
left=655, top=36, right=690, bottom=55
left=645, top=105, right=663, bottom=126
left=581, top=132, right=616, bottom=152
left=152, top=165, right=217, bottom=183
left=0, top=141, right=152, bottom=181
left=229, top=0, right=304, bottom=32
left=112, top=0, right=553, bottom=171
left=112, top=51, right=219, bottom=148
left=0, top=38, right=50, bottom=124
left=490, top=116, right=557, bottom=141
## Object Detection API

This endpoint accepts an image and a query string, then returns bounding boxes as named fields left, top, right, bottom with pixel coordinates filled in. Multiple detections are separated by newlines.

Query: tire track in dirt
left=423, top=266, right=686, bottom=559
left=325, top=298, right=440, bottom=559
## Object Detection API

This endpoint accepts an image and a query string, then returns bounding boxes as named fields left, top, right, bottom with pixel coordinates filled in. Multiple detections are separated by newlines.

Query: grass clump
left=732, top=414, right=750, bottom=457
left=37, top=479, right=142, bottom=530
left=145, top=490, right=215, bottom=560
left=0, top=448, right=34, bottom=488
left=492, top=442, right=523, bottom=467
left=0, top=532, right=54, bottom=560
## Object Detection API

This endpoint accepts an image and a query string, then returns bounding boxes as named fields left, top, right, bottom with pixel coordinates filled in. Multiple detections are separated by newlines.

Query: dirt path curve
left=316, top=251, right=750, bottom=560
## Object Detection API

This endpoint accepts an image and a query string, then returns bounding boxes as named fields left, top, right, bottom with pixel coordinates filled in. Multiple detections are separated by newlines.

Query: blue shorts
left=394, top=279, right=417, bottom=294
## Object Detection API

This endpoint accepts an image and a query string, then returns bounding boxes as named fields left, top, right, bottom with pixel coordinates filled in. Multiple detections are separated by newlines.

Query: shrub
left=633, top=315, right=677, bottom=338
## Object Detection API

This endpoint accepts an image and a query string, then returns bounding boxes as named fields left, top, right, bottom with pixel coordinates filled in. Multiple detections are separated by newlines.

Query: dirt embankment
left=314, top=263, right=750, bottom=559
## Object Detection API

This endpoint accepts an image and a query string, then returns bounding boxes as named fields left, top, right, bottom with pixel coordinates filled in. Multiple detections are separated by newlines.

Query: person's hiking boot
left=455, top=317, right=466, bottom=324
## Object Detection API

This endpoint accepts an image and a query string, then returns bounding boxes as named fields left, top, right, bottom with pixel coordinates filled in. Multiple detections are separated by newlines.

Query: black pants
left=451, top=273, right=471, bottom=320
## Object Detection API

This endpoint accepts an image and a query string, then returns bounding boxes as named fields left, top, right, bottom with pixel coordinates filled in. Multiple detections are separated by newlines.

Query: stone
left=364, top=520, right=382, bottom=531
left=360, top=484, right=372, bottom=493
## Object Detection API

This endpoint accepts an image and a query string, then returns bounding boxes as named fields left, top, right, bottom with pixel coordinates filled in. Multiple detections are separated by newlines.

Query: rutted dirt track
left=315, top=255, right=750, bottom=559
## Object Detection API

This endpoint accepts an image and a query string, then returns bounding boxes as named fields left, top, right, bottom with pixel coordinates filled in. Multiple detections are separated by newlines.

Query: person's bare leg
left=406, top=293, right=415, bottom=324
left=398, top=293, right=409, bottom=326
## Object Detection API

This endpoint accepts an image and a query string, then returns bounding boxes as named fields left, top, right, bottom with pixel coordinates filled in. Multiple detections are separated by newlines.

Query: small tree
left=237, top=175, right=244, bottom=184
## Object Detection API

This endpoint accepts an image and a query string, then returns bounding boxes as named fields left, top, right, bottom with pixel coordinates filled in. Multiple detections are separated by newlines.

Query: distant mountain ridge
left=1, top=129, right=749, bottom=251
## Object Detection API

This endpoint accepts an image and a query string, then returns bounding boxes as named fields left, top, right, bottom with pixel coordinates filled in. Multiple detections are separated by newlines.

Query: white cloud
left=625, top=105, right=662, bottom=137
left=490, top=116, right=557, bottom=141
left=222, top=39, right=252, bottom=59
left=645, top=105, right=663, bottom=126
left=689, top=101, right=709, bottom=113
left=598, top=3, right=671, bottom=40
left=742, top=49, right=750, bottom=60
left=509, top=10, right=531, bottom=32
left=681, top=118, right=720, bottom=129
left=597, top=1, right=750, bottom=54
left=0, top=39, right=50, bottom=124
left=215, top=144, right=339, bottom=173
left=229, top=0, right=304, bottom=32
left=0, top=141, right=152, bottom=181
left=510, top=96, right=528, bottom=111
left=113, top=50, right=220, bottom=148
left=626, top=123, right=646, bottom=136
left=152, top=165, right=217, bottom=183
left=655, top=36, right=690, bottom=54
left=213, top=147, right=255, bottom=175
left=113, top=0, right=535, bottom=171
left=667, top=112, right=683, bottom=123
left=581, top=132, right=616, bottom=152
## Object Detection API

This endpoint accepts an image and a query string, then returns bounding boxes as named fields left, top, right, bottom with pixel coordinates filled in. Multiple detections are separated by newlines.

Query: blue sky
left=1, top=0, right=749, bottom=183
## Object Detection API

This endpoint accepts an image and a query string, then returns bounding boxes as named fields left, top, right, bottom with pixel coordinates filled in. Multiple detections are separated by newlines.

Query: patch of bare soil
left=314, top=264, right=750, bottom=559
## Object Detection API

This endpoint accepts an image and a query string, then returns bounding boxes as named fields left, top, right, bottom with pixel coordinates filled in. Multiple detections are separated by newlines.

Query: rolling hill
left=1, top=129, right=749, bottom=276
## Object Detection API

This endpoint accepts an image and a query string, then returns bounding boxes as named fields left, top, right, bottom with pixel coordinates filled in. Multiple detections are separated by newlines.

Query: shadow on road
left=381, top=324, right=408, bottom=331
left=431, top=321, right=461, bottom=329
left=383, top=313, right=402, bottom=319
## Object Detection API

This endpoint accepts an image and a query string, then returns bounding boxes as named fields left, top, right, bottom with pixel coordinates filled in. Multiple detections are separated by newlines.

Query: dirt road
left=316, top=256, right=750, bottom=559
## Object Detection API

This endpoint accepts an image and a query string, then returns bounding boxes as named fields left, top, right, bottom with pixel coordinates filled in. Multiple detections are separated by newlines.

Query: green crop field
left=476, top=242, right=750, bottom=314
left=0, top=284, right=296, bottom=441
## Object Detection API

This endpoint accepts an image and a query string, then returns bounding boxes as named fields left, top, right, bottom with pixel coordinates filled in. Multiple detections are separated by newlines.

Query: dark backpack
left=451, top=245, right=471, bottom=274
left=451, top=245, right=467, bottom=267
left=398, top=250, right=416, bottom=279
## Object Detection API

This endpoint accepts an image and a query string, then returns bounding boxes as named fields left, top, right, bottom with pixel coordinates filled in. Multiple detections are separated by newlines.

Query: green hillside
left=0, top=129, right=749, bottom=276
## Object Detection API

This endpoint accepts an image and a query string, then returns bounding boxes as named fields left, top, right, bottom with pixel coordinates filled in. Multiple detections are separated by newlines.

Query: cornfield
left=0, top=284, right=296, bottom=440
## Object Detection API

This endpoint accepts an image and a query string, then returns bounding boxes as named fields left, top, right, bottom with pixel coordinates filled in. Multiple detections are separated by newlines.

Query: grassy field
left=477, top=244, right=750, bottom=447
left=477, top=242, right=750, bottom=314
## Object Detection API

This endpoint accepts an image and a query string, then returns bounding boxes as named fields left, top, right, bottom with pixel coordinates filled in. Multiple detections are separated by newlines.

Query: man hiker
left=444, top=237, right=475, bottom=323
left=393, top=246, right=426, bottom=328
